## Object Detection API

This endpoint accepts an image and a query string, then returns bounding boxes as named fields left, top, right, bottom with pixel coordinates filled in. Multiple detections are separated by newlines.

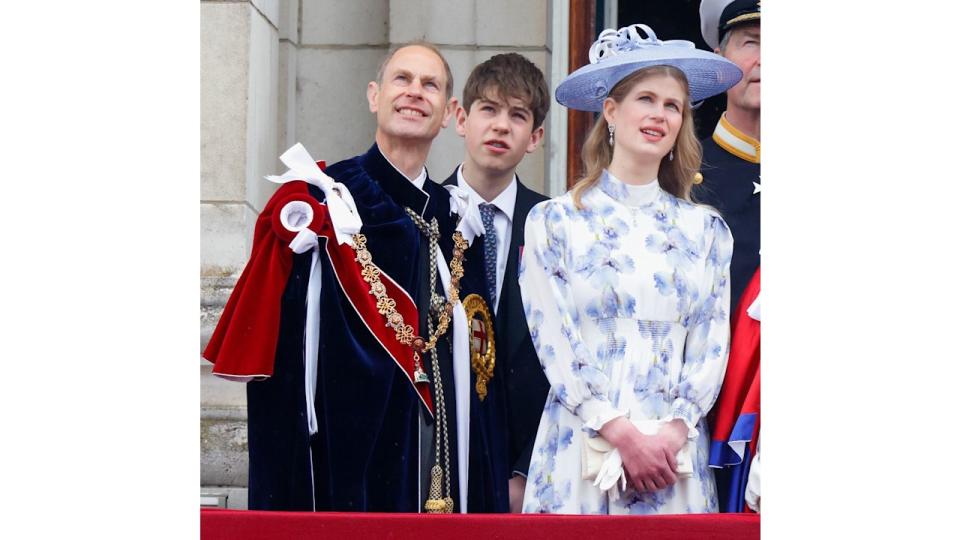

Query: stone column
left=295, top=0, right=388, bottom=161
left=200, top=0, right=284, bottom=510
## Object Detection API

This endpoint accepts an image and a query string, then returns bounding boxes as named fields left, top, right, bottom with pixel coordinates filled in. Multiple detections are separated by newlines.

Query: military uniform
left=695, top=112, right=760, bottom=307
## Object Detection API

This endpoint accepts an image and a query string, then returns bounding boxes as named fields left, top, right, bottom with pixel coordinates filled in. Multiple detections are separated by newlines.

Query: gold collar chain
left=349, top=212, right=468, bottom=513
left=350, top=228, right=466, bottom=356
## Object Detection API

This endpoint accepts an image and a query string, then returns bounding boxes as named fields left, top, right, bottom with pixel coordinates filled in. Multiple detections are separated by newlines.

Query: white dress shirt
left=456, top=164, right=516, bottom=314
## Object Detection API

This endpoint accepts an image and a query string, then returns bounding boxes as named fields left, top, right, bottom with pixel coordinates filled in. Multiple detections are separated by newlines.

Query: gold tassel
left=424, top=465, right=447, bottom=513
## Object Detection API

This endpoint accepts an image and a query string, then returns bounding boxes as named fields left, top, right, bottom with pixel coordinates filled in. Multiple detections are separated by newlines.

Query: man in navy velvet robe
left=236, top=43, right=506, bottom=513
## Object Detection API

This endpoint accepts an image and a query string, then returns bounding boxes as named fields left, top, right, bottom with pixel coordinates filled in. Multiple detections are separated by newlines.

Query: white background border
left=4, top=2, right=960, bottom=538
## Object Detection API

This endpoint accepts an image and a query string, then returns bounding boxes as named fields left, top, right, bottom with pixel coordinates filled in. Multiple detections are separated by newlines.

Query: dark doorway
left=617, top=0, right=726, bottom=140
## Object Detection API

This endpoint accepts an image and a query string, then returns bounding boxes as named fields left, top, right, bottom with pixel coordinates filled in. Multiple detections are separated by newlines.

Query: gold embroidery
left=713, top=113, right=760, bottom=164
left=726, top=12, right=760, bottom=27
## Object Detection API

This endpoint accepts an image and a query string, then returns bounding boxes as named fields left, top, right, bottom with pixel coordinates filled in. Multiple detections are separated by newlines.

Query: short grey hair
left=375, top=41, right=454, bottom=99
left=719, top=30, right=732, bottom=53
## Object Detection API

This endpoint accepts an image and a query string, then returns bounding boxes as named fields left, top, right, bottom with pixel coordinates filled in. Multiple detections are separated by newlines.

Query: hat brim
left=556, top=47, right=743, bottom=112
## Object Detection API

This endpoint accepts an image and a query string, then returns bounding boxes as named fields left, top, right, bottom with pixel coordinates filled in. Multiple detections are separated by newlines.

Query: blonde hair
left=571, top=65, right=702, bottom=209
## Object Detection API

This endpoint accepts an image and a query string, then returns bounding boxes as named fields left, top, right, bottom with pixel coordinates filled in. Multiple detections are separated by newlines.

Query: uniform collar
left=712, top=112, right=760, bottom=163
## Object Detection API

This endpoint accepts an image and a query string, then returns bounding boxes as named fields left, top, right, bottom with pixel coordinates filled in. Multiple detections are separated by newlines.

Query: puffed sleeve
left=519, top=200, right=627, bottom=431
left=203, top=181, right=325, bottom=381
left=667, top=211, right=733, bottom=439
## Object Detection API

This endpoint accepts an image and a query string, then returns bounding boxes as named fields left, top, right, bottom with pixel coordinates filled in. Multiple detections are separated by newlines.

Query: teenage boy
left=442, top=52, right=551, bottom=513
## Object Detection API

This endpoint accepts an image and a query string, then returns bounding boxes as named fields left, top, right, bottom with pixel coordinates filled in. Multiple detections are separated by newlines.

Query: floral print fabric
left=519, top=171, right=733, bottom=514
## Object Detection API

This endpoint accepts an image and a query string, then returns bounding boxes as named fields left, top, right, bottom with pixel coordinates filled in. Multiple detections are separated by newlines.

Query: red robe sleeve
left=201, top=179, right=434, bottom=413
left=202, top=182, right=321, bottom=380
left=709, top=266, right=761, bottom=464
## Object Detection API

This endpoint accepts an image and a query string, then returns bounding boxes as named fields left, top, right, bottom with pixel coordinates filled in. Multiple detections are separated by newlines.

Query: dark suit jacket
left=443, top=169, right=550, bottom=478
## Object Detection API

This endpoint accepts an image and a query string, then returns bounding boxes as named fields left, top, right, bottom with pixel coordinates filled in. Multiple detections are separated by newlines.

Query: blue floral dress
left=519, top=170, right=733, bottom=514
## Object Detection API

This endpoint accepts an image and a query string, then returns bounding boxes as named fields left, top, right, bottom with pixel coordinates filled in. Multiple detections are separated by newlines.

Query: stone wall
left=293, top=0, right=552, bottom=193
left=200, top=0, right=554, bottom=509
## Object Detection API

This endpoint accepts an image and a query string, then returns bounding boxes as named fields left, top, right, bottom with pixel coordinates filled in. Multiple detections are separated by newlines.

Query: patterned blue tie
left=478, top=203, right=499, bottom=307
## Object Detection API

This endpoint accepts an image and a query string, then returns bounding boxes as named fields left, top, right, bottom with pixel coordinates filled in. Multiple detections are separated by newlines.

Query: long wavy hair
left=571, top=65, right=702, bottom=209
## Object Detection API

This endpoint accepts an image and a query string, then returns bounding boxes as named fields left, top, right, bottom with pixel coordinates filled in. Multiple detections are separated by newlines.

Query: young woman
left=519, top=24, right=742, bottom=514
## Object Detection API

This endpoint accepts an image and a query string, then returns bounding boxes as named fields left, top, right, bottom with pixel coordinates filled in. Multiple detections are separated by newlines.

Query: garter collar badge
left=462, top=293, right=496, bottom=401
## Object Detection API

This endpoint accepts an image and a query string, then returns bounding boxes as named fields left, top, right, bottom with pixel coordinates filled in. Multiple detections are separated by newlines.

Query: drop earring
left=669, top=149, right=674, bottom=161
left=608, top=124, right=615, bottom=146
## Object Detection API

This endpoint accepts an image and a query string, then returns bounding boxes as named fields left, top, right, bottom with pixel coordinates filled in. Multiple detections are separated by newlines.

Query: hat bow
left=588, top=24, right=695, bottom=65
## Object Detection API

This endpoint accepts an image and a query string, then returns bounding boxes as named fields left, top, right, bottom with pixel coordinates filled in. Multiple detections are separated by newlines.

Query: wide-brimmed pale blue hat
left=556, top=24, right=743, bottom=112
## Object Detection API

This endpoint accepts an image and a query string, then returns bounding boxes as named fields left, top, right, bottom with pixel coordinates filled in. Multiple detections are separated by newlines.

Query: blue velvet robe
left=245, top=144, right=507, bottom=513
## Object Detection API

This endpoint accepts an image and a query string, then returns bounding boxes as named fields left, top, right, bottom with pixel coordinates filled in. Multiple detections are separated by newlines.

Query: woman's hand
left=656, top=419, right=689, bottom=456
left=599, top=417, right=678, bottom=492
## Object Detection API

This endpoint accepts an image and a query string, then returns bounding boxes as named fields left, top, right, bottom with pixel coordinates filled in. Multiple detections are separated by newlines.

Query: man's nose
left=406, top=80, right=424, bottom=98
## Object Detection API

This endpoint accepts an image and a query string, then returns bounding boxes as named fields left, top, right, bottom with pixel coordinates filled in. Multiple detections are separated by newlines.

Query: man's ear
left=441, top=97, right=458, bottom=129
left=454, top=104, right=468, bottom=137
left=526, top=125, right=545, bottom=154
left=367, top=81, right=379, bottom=113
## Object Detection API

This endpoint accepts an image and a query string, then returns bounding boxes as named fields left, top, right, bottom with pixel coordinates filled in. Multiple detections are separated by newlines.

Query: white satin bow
left=444, top=185, right=484, bottom=247
left=265, top=143, right=363, bottom=246
left=589, top=24, right=695, bottom=65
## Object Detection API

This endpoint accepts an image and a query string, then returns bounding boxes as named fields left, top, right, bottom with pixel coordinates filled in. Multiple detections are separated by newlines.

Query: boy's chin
left=478, top=156, right=523, bottom=173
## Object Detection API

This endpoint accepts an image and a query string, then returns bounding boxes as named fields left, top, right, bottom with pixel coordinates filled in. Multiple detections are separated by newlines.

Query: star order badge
left=462, top=293, right=496, bottom=401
